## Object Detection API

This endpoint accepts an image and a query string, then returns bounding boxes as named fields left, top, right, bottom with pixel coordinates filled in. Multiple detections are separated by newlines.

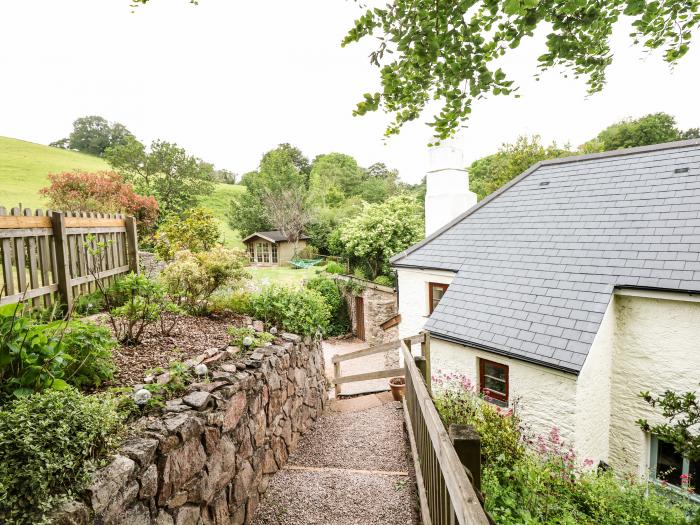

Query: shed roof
left=391, top=139, right=700, bottom=373
left=242, top=231, right=310, bottom=243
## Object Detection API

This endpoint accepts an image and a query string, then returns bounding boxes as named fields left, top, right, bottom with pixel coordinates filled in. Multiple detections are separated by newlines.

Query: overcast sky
left=1, top=0, right=699, bottom=184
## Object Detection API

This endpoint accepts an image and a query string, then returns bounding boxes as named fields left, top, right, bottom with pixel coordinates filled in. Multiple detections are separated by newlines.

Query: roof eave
left=428, top=330, right=581, bottom=375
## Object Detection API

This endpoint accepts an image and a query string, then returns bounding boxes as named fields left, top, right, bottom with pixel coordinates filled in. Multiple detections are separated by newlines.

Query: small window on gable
left=650, top=436, right=699, bottom=494
left=428, top=282, right=449, bottom=314
left=479, top=359, right=509, bottom=407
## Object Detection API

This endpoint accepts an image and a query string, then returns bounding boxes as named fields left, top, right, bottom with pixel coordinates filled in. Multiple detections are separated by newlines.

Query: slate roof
left=391, top=139, right=700, bottom=373
left=242, top=231, right=310, bottom=243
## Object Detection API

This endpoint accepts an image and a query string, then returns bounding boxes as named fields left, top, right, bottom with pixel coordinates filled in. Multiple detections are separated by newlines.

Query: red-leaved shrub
left=40, top=171, right=158, bottom=233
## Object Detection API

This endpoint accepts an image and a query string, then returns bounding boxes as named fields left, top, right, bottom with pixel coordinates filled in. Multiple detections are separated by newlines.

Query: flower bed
left=431, top=370, right=699, bottom=525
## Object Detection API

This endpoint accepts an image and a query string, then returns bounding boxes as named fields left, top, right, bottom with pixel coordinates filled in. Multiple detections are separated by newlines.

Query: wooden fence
left=402, top=333, right=492, bottom=525
left=0, top=207, right=138, bottom=311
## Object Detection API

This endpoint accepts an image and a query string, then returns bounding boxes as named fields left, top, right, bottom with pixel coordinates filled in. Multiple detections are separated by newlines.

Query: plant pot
left=389, top=377, right=406, bottom=402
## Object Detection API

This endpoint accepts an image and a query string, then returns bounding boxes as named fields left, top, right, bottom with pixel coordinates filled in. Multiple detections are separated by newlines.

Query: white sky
left=1, top=0, right=699, bottom=184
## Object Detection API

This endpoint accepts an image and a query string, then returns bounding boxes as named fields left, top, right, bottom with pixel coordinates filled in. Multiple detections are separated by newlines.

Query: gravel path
left=252, top=397, right=420, bottom=525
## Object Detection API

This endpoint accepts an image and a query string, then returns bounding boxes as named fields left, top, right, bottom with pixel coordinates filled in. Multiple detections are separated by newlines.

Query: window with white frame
left=649, top=436, right=698, bottom=495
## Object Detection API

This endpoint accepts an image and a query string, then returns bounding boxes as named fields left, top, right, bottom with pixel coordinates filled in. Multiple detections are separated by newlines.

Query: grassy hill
left=0, top=136, right=244, bottom=247
left=0, top=136, right=109, bottom=210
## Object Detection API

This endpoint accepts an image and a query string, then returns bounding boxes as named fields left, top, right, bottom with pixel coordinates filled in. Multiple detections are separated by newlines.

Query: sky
left=1, top=0, right=699, bottom=184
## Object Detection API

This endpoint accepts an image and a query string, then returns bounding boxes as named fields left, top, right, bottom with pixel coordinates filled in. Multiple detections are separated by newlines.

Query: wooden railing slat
left=332, top=339, right=400, bottom=363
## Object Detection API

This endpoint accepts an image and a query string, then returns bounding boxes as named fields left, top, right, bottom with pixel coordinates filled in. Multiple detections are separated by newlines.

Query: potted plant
left=389, top=376, right=406, bottom=401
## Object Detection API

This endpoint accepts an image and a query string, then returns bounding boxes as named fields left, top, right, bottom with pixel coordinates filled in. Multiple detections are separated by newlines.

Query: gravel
left=252, top=399, right=420, bottom=525
left=287, top=402, right=411, bottom=472
left=251, top=469, right=419, bottom=525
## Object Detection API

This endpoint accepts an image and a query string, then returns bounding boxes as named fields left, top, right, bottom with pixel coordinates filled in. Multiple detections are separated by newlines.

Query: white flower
left=194, top=363, right=209, bottom=376
left=133, top=389, right=152, bottom=406
left=242, top=336, right=254, bottom=347
left=269, top=326, right=278, bottom=335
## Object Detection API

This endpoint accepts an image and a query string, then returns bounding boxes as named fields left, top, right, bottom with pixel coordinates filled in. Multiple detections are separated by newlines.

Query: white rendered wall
left=424, top=145, right=477, bottom=236
left=607, top=294, right=700, bottom=477
left=574, top=298, right=615, bottom=465
left=397, top=267, right=456, bottom=340
left=430, top=339, right=579, bottom=444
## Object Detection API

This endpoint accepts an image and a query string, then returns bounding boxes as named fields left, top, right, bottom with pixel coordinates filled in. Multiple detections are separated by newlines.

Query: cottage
left=242, top=231, right=309, bottom=266
left=393, top=140, right=700, bottom=488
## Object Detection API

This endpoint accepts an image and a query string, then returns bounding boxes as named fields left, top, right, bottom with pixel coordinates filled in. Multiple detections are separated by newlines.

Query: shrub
left=161, top=247, right=250, bottom=314
left=73, top=289, right=105, bottom=316
left=105, top=273, right=172, bottom=345
left=208, top=290, right=252, bottom=315
left=39, top=171, right=158, bottom=235
left=432, top=371, right=699, bottom=524
left=228, top=326, right=274, bottom=349
left=247, top=286, right=331, bottom=336
left=306, top=276, right=350, bottom=336
left=62, top=322, right=116, bottom=389
left=154, top=207, right=221, bottom=261
left=373, top=275, right=394, bottom=287
left=325, top=261, right=345, bottom=275
left=0, top=389, right=124, bottom=524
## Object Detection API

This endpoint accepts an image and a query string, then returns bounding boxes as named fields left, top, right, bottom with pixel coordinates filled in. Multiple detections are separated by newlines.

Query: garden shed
left=242, top=231, right=309, bottom=266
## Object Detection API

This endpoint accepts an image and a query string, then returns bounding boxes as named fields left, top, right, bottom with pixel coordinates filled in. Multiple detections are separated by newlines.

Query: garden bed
left=97, top=311, right=243, bottom=386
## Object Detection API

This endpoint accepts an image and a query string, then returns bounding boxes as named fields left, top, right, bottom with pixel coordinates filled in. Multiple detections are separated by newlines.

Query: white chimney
left=424, top=143, right=476, bottom=236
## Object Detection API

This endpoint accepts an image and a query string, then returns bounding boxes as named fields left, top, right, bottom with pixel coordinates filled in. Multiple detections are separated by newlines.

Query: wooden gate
left=355, top=295, right=365, bottom=340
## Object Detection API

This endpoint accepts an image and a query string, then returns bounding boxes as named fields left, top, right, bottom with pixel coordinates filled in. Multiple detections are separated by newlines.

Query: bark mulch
left=101, top=312, right=244, bottom=387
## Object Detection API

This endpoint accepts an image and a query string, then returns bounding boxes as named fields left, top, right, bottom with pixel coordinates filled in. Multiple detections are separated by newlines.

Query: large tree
left=228, top=144, right=311, bottom=237
left=583, top=112, right=700, bottom=152
left=338, top=194, right=424, bottom=279
left=342, top=1, right=700, bottom=140
left=50, top=115, right=133, bottom=156
left=469, top=136, right=571, bottom=200
left=105, top=136, right=214, bottom=217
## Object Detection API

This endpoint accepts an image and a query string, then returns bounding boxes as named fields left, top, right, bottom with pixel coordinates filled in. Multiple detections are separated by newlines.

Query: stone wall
left=53, top=333, right=327, bottom=525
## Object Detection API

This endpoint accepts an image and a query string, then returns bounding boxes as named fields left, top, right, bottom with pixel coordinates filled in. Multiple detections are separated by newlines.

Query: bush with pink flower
left=431, top=368, right=699, bottom=524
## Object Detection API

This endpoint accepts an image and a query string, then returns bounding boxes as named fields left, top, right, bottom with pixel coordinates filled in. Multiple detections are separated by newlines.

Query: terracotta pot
left=389, top=377, right=406, bottom=401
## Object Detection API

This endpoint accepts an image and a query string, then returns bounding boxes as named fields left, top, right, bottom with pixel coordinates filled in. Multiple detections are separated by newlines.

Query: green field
left=0, top=136, right=109, bottom=211
left=199, top=183, right=245, bottom=248
left=0, top=136, right=244, bottom=247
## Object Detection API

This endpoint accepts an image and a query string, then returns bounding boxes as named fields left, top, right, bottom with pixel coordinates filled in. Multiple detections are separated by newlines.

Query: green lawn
left=248, top=265, right=323, bottom=288
left=0, top=136, right=109, bottom=211
left=199, top=183, right=245, bottom=248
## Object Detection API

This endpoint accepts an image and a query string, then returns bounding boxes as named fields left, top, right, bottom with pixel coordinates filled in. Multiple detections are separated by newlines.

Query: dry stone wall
left=53, top=333, right=327, bottom=525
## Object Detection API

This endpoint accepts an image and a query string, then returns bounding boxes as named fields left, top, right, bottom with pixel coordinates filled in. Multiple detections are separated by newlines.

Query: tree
left=583, top=113, right=700, bottom=152
left=39, top=171, right=158, bottom=234
left=469, top=136, right=571, bottom=200
left=105, top=136, right=214, bottom=217
left=213, top=168, right=238, bottom=184
left=228, top=144, right=310, bottom=237
left=637, top=386, right=700, bottom=461
left=51, top=115, right=133, bottom=156
left=342, top=1, right=700, bottom=140
left=262, top=188, right=313, bottom=254
left=309, top=153, right=365, bottom=207
left=338, top=194, right=423, bottom=279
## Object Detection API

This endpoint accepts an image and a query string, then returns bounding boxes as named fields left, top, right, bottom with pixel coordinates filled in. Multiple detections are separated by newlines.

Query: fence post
left=51, top=211, right=73, bottom=313
left=125, top=216, right=139, bottom=273
left=421, top=331, right=432, bottom=395
left=333, top=361, right=341, bottom=397
left=449, top=424, right=481, bottom=492
left=414, top=355, right=428, bottom=384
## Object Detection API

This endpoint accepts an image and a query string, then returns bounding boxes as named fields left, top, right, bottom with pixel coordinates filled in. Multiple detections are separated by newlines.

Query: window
left=650, top=436, right=698, bottom=494
left=428, top=282, right=449, bottom=313
left=479, top=359, right=508, bottom=407
left=271, top=243, right=278, bottom=264
left=256, top=242, right=270, bottom=263
left=247, top=243, right=255, bottom=262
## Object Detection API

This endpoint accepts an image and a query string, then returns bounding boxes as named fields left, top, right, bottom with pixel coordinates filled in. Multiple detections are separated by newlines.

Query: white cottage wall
left=608, top=293, right=700, bottom=477
left=573, top=297, right=615, bottom=465
left=430, top=339, right=579, bottom=445
left=397, top=267, right=456, bottom=340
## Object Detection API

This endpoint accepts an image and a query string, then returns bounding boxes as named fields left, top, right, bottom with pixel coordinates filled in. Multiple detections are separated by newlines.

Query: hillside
left=0, top=136, right=109, bottom=210
left=0, top=136, right=243, bottom=247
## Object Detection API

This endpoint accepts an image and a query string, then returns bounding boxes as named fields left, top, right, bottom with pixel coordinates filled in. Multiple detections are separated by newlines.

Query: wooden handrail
left=331, top=339, right=400, bottom=363
left=401, top=339, right=490, bottom=525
